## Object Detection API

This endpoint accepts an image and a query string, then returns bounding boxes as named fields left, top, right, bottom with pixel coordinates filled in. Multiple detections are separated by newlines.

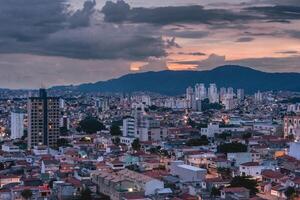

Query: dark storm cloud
left=172, top=54, right=300, bottom=72
left=101, top=0, right=256, bottom=25
left=0, top=0, right=166, bottom=60
left=276, top=50, right=299, bottom=54
left=178, top=52, right=206, bottom=56
left=236, top=37, right=255, bottom=42
left=102, top=0, right=300, bottom=28
left=69, top=0, right=96, bottom=28
left=0, top=0, right=68, bottom=42
left=246, top=5, right=300, bottom=21
left=257, top=0, right=300, bottom=6
left=166, top=30, right=209, bottom=39
left=45, top=25, right=166, bottom=60
left=286, top=30, right=300, bottom=39
left=165, top=37, right=181, bottom=48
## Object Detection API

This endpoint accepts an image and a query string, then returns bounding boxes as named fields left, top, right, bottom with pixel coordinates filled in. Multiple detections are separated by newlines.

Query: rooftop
left=177, top=164, right=206, bottom=172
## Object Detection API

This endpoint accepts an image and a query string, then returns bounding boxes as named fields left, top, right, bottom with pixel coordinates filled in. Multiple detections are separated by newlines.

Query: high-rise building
left=237, top=89, right=245, bottom=101
left=59, top=98, right=65, bottom=109
left=193, top=99, right=202, bottom=112
left=254, top=91, right=263, bottom=103
left=224, top=96, right=236, bottom=110
left=95, top=98, right=109, bottom=112
left=122, top=117, right=136, bottom=137
left=227, top=87, right=234, bottom=99
left=186, top=86, right=195, bottom=108
left=284, top=115, right=300, bottom=139
left=208, top=83, right=219, bottom=103
left=195, top=83, right=206, bottom=100
left=27, top=89, right=60, bottom=149
left=60, top=115, right=70, bottom=130
left=219, top=87, right=227, bottom=103
left=10, top=110, right=25, bottom=139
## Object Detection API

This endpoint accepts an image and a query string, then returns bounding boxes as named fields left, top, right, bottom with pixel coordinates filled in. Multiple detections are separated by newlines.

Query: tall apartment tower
left=208, top=83, right=219, bottom=103
left=186, top=86, right=195, bottom=108
left=237, top=89, right=245, bottom=101
left=11, top=110, right=25, bottom=139
left=27, top=89, right=60, bottom=149
left=195, top=83, right=207, bottom=100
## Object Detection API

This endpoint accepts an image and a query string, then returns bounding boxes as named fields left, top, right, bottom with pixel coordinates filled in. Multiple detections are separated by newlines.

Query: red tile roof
left=222, top=187, right=249, bottom=193
left=240, top=162, right=260, bottom=166
left=261, top=170, right=285, bottom=179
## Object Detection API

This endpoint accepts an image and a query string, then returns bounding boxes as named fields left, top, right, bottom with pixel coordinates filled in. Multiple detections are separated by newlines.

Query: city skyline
left=0, top=0, right=300, bottom=88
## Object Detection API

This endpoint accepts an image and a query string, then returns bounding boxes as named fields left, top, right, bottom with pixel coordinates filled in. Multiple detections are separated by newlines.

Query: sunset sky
left=1, top=0, right=300, bottom=88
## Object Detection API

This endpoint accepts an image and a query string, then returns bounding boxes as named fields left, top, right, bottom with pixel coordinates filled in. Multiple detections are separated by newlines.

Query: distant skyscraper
left=11, top=110, right=25, bottom=139
left=237, top=89, right=245, bottom=101
left=208, top=83, right=219, bottom=103
left=186, top=86, right=195, bottom=108
left=95, top=98, right=109, bottom=111
left=219, top=87, right=227, bottom=102
left=193, top=99, right=202, bottom=112
left=227, top=87, right=234, bottom=99
left=141, top=95, right=151, bottom=106
left=195, top=83, right=206, bottom=100
left=28, top=88, right=60, bottom=149
left=122, top=117, right=136, bottom=137
left=60, top=115, right=70, bottom=130
left=254, top=91, right=263, bottom=103
left=59, top=98, right=65, bottom=109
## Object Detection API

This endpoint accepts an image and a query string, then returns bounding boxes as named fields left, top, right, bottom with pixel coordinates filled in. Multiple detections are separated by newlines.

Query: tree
left=49, top=179, right=57, bottom=189
left=186, top=135, right=209, bottom=146
left=149, top=105, right=159, bottom=111
left=187, top=118, right=196, bottom=128
left=285, top=187, right=297, bottom=199
left=218, top=132, right=231, bottom=140
left=131, top=138, right=141, bottom=151
left=112, top=137, right=120, bottom=146
left=21, top=130, right=28, bottom=140
left=110, top=123, right=122, bottom=136
left=77, top=117, right=105, bottom=134
left=21, top=189, right=33, bottom=200
left=201, top=99, right=223, bottom=111
left=60, top=127, right=69, bottom=136
left=57, top=138, right=71, bottom=147
left=242, top=132, right=252, bottom=140
left=217, top=167, right=232, bottom=179
left=217, top=142, right=247, bottom=153
left=78, top=188, right=92, bottom=200
left=230, top=176, right=258, bottom=196
left=211, top=187, right=221, bottom=197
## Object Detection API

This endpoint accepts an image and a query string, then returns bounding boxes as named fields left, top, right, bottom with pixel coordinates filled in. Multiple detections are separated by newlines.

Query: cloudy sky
left=1, top=0, right=300, bottom=88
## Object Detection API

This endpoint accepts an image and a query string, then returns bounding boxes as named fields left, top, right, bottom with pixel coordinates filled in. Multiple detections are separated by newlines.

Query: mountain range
left=53, top=65, right=300, bottom=95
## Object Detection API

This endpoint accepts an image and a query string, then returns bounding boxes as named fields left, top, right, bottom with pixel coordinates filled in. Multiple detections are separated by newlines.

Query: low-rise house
left=209, top=157, right=231, bottom=170
left=0, top=175, right=21, bottom=188
left=41, top=159, right=60, bottom=177
left=91, top=169, right=165, bottom=200
left=0, top=188, right=10, bottom=200
left=107, top=160, right=126, bottom=170
left=261, top=170, right=286, bottom=184
left=185, top=151, right=216, bottom=168
left=53, top=181, right=77, bottom=200
left=239, top=162, right=265, bottom=179
left=220, top=187, right=250, bottom=200
left=270, top=184, right=286, bottom=199
left=1, top=144, right=21, bottom=153
left=10, top=185, right=51, bottom=200
left=203, top=177, right=230, bottom=191
left=170, top=161, right=207, bottom=183
left=227, top=152, right=253, bottom=167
